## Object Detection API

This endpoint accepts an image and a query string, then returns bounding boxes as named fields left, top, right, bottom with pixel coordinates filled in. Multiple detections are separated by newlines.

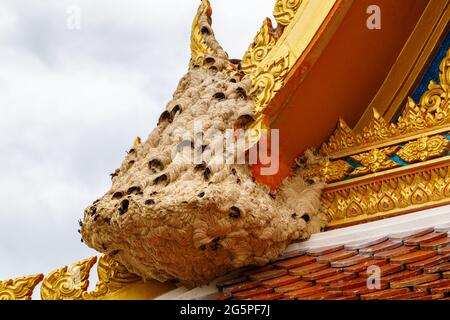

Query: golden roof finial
left=190, top=0, right=214, bottom=63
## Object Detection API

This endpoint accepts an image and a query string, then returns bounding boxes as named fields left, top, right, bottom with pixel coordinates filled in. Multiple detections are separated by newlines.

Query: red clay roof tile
left=316, top=249, right=357, bottom=264
left=326, top=277, right=368, bottom=291
left=407, top=253, right=450, bottom=270
left=438, top=246, right=450, bottom=255
left=261, top=275, right=300, bottom=288
left=389, top=228, right=434, bottom=241
left=303, top=292, right=343, bottom=300
left=246, top=293, right=284, bottom=300
left=390, top=273, right=440, bottom=288
left=223, top=281, right=261, bottom=293
left=341, top=283, right=389, bottom=296
left=430, top=286, right=450, bottom=294
left=345, top=236, right=389, bottom=250
left=444, top=271, right=450, bottom=279
left=289, top=262, right=329, bottom=276
left=374, top=245, right=417, bottom=259
left=390, top=250, right=436, bottom=264
left=331, top=255, right=371, bottom=268
left=360, top=240, right=403, bottom=255
left=359, top=264, right=404, bottom=277
left=283, top=285, right=326, bottom=299
left=302, top=268, right=341, bottom=281
left=274, top=280, right=314, bottom=293
left=415, top=279, right=450, bottom=291
left=274, top=249, right=306, bottom=261
left=390, top=291, right=428, bottom=300
left=203, top=292, right=232, bottom=300
left=380, top=269, right=422, bottom=284
left=360, top=288, right=410, bottom=300
left=316, top=272, right=356, bottom=286
left=410, top=293, right=444, bottom=300
left=274, top=255, right=316, bottom=269
left=249, top=269, right=288, bottom=281
left=420, top=236, right=450, bottom=250
left=425, top=262, right=450, bottom=273
left=306, top=245, right=345, bottom=256
left=233, top=287, right=273, bottom=300
left=404, top=232, right=447, bottom=246
left=343, top=259, right=388, bottom=273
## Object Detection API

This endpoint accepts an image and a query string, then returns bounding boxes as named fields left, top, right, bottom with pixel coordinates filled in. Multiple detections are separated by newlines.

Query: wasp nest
left=81, top=1, right=327, bottom=287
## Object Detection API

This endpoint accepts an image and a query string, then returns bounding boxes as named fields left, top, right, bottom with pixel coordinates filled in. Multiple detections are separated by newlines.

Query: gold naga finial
left=0, top=274, right=44, bottom=300
left=190, top=0, right=214, bottom=64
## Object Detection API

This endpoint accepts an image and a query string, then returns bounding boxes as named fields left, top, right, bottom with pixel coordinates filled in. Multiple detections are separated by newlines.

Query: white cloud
left=0, top=0, right=275, bottom=297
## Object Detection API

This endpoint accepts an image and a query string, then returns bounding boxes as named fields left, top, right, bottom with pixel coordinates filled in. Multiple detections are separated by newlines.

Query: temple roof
left=160, top=205, right=450, bottom=300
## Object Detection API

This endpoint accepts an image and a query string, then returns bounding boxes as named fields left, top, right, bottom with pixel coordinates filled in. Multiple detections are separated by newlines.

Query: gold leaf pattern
left=350, top=146, right=400, bottom=176
left=0, top=274, right=43, bottom=300
left=241, top=18, right=278, bottom=75
left=324, top=165, right=450, bottom=226
left=250, top=52, right=290, bottom=113
left=190, top=0, right=214, bottom=64
left=40, top=257, right=97, bottom=300
left=273, top=0, right=303, bottom=26
left=397, top=135, right=449, bottom=163
left=303, top=159, right=353, bottom=183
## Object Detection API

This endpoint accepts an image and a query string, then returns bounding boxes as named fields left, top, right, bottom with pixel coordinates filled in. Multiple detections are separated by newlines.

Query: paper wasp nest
left=81, top=1, right=327, bottom=286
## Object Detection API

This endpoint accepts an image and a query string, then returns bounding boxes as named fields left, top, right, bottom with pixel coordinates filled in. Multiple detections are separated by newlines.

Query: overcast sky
left=0, top=0, right=275, bottom=295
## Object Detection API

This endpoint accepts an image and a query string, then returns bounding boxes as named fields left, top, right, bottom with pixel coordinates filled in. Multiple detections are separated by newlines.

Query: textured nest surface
left=81, top=4, right=328, bottom=287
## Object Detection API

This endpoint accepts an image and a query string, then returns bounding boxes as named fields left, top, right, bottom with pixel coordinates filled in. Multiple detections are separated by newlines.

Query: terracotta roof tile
left=360, top=288, right=410, bottom=300
left=343, top=259, right=388, bottom=273
left=283, top=285, right=326, bottom=299
left=420, top=236, right=450, bottom=250
left=359, top=264, right=404, bottom=277
left=345, top=236, right=389, bottom=250
left=359, top=240, right=402, bottom=255
left=380, top=269, right=422, bottom=284
left=425, top=262, right=450, bottom=273
left=274, top=249, right=306, bottom=262
left=415, top=279, right=450, bottom=291
left=211, top=224, right=450, bottom=300
left=374, top=245, right=417, bottom=259
left=390, top=250, right=436, bottom=265
left=326, top=277, right=368, bottom=291
left=430, top=286, right=450, bottom=294
left=274, top=255, right=316, bottom=269
left=390, top=273, right=440, bottom=288
left=202, top=292, right=232, bottom=300
left=390, top=291, right=428, bottom=300
left=410, top=293, right=444, bottom=300
left=233, top=287, right=273, bottom=300
left=331, top=255, right=371, bottom=268
left=341, top=283, right=389, bottom=296
left=316, top=249, right=357, bottom=264
left=306, top=245, right=344, bottom=256
left=289, top=262, right=329, bottom=276
left=274, top=280, right=314, bottom=293
left=404, top=232, right=447, bottom=246
left=438, top=246, right=450, bottom=255
left=243, top=265, right=274, bottom=276
left=261, top=275, right=300, bottom=288
left=407, top=253, right=450, bottom=270
left=223, top=281, right=261, bottom=293
left=389, top=228, right=434, bottom=241
left=333, top=295, right=359, bottom=300
left=302, top=268, right=341, bottom=281
left=316, top=272, right=356, bottom=286
left=216, top=276, right=248, bottom=288
left=246, top=293, right=284, bottom=300
left=249, top=269, right=288, bottom=281
left=303, top=292, right=343, bottom=300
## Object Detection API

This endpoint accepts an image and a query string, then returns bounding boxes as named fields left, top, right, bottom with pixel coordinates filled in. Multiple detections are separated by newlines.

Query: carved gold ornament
left=324, top=164, right=450, bottom=227
left=274, top=0, right=304, bottom=26
left=190, top=0, right=214, bottom=65
left=350, top=146, right=400, bottom=177
left=0, top=274, right=43, bottom=300
left=40, top=256, right=97, bottom=300
left=241, top=18, right=278, bottom=75
left=303, top=159, right=353, bottom=183
left=397, top=135, right=449, bottom=163
left=250, top=53, right=290, bottom=113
